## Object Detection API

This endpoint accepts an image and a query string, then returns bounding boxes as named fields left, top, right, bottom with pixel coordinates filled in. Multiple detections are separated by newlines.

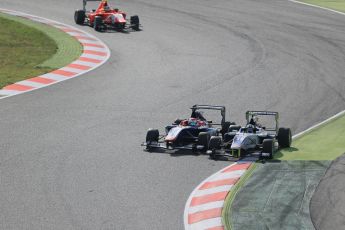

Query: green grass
left=275, top=114, right=345, bottom=160
left=0, top=13, right=82, bottom=89
left=300, top=0, right=345, bottom=13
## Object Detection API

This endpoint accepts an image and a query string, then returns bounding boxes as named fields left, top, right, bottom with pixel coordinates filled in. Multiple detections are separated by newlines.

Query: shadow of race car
left=74, top=0, right=140, bottom=32
left=142, top=105, right=235, bottom=153
left=208, top=111, right=292, bottom=160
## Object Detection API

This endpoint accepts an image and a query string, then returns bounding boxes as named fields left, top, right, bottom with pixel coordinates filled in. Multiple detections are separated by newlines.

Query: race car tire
left=223, top=133, right=235, bottom=145
left=262, top=139, right=274, bottom=159
left=209, top=136, right=222, bottom=150
left=130, top=15, right=140, bottom=31
left=94, top=16, right=103, bottom=31
left=146, top=129, right=159, bottom=143
left=74, top=10, right=85, bottom=25
left=278, top=127, right=292, bottom=148
left=198, top=132, right=210, bottom=152
left=221, top=121, right=236, bottom=135
left=228, top=125, right=241, bottom=132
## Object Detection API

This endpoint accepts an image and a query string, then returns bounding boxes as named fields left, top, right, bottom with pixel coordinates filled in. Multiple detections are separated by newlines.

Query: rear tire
left=209, top=136, right=222, bottom=150
left=74, top=10, right=85, bottom=25
left=130, top=15, right=140, bottom=30
left=221, top=121, right=235, bottom=135
left=228, top=125, right=241, bottom=132
left=94, top=16, right=103, bottom=31
left=198, top=132, right=210, bottom=152
left=278, top=128, right=292, bottom=148
left=263, top=139, right=274, bottom=159
left=146, top=129, right=159, bottom=143
left=209, top=136, right=221, bottom=159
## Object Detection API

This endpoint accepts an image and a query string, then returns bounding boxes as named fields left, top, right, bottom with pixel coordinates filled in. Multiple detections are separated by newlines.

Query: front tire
left=198, top=132, right=210, bottom=152
left=74, top=10, right=85, bottom=25
left=278, top=128, right=292, bottom=148
left=209, top=136, right=222, bottom=150
left=94, top=16, right=103, bottom=31
left=262, top=139, right=274, bottom=159
left=146, top=129, right=159, bottom=143
left=130, top=15, right=140, bottom=30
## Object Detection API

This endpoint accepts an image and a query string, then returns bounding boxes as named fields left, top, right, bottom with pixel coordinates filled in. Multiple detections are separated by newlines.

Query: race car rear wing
left=246, top=111, right=279, bottom=132
left=191, top=105, right=226, bottom=125
left=83, top=0, right=102, bottom=11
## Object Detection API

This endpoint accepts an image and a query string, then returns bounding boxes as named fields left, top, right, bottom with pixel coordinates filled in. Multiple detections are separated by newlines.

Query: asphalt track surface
left=310, top=154, right=345, bottom=230
left=0, top=0, right=345, bottom=229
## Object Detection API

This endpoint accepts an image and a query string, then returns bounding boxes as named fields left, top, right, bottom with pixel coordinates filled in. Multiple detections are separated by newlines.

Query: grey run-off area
left=311, top=154, right=345, bottom=230
left=231, top=161, right=330, bottom=230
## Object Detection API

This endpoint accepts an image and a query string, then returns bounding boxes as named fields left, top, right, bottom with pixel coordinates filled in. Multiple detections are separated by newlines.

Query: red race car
left=74, top=0, right=140, bottom=31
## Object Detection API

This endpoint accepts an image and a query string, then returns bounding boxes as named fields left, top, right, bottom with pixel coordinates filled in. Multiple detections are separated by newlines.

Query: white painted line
left=80, top=53, right=106, bottom=60
left=84, top=46, right=107, bottom=52
left=205, top=169, right=245, bottom=182
left=194, top=185, right=233, bottom=197
left=293, top=109, right=345, bottom=139
left=218, top=170, right=246, bottom=179
left=184, top=163, right=236, bottom=229
left=188, top=201, right=225, bottom=214
left=189, top=217, right=222, bottom=230
left=0, top=89, right=20, bottom=96
left=60, top=67, right=85, bottom=74
left=72, top=60, right=96, bottom=67
left=30, top=18, right=50, bottom=24
left=40, top=73, right=67, bottom=81
left=289, top=0, right=345, bottom=16
left=48, top=24, right=67, bottom=28
left=77, top=38, right=99, bottom=43
left=16, top=80, right=45, bottom=88
left=66, top=31, right=88, bottom=36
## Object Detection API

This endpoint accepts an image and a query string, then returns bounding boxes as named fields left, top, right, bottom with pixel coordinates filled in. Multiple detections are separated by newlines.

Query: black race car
left=142, top=105, right=235, bottom=152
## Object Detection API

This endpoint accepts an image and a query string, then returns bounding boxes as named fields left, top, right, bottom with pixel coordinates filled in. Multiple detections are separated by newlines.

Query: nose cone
left=165, top=126, right=182, bottom=142
left=231, top=135, right=245, bottom=149
left=113, top=13, right=126, bottom=23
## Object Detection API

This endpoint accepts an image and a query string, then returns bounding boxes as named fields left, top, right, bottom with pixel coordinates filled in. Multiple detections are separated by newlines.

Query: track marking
left=26, top=77, right=56, bottom=84
left=289, top=0, right=345, bottom=16
left=184, top=162, right=253, bottom=230
left=184, top=105, right=345, bottom=229
left=0, top=8, right=110, bottom=99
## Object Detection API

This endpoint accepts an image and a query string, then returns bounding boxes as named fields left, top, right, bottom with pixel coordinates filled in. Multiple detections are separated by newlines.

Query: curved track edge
left=289, top=0, right=345, bottom=16
left=183, top=162, right=253, bottom=230
left=0, top=8, right=110, bottom=99
left=184, top=108, right=345, bottom=230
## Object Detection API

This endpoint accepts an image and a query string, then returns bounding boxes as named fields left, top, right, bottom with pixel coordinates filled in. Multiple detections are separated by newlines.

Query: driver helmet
left=253, top=115, right=261, bottom=127
left=104, top=6, right=111, bottom=11
left=247, top=124, right=254, bottom=133
left=188, top=118, right=198, bottom=126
